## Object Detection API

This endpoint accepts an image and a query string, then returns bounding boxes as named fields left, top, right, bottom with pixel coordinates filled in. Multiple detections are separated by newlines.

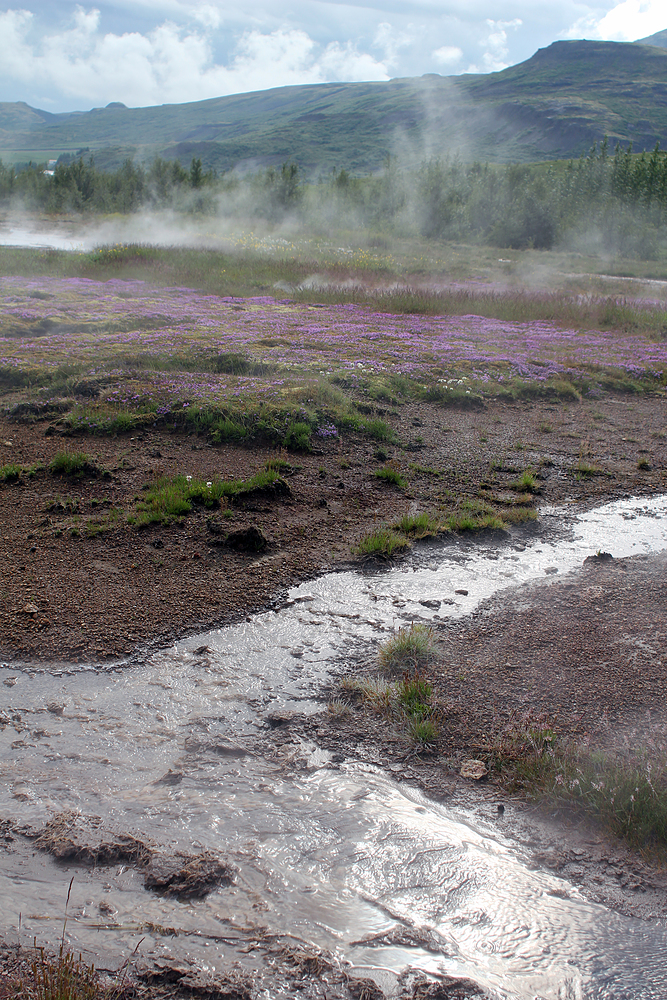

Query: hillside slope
left=1, top=38, right=666, bottom=172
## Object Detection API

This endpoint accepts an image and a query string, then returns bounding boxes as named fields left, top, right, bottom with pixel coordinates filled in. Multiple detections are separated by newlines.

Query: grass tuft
left=355, top=528, right=409, bottom=559
left=48, top=451, right=107, bottom=479
left=0, top=463, right=21, bottom=483
left=379, top=624, right=435, bottom=672
left=510, top=469, right=539, bottom=493
left=374, top=465, right=407, bottom=488
left=491, top=715, right=667, bottom=853
left=393, top=512, right=440, bottom=538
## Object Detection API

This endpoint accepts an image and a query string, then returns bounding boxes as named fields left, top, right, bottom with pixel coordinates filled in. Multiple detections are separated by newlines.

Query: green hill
left=2, top=38, right=667, bottom=173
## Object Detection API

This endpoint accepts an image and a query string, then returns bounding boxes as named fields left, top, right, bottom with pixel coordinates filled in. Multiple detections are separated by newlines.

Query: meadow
left=1, top=241, right=666, bottom=451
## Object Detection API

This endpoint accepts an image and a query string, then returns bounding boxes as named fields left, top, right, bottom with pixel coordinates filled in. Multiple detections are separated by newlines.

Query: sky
left=0, top=0, right=665, bottom=112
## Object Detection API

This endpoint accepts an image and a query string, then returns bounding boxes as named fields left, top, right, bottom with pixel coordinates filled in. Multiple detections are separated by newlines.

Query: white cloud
left=373, top=21, right=412, bottom=68
left=432, top=45, right=463, bottom=67
left=467, top=17, right=522, bottom=73
left=565, top=1, right=667, bottom=42
left=0, top=7, right=389, bottom=106
left=191, top=4, right=221, bottom=30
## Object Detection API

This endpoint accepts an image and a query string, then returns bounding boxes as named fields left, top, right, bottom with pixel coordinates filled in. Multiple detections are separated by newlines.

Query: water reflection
left=1, top=495, right=667, bottom=999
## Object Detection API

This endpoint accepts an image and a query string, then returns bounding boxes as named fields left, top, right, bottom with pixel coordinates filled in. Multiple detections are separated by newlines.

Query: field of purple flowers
left=2, top=274, right=666, bottom=443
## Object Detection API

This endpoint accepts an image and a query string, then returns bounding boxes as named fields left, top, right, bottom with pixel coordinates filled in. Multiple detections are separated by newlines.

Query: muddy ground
left=1, top=393, right=667, bottom=996
left=1, top=393, right=665, bottom=665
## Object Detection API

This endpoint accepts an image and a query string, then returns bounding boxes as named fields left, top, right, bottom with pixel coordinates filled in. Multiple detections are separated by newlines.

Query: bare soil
left=1, top=394, right=665, bottom=665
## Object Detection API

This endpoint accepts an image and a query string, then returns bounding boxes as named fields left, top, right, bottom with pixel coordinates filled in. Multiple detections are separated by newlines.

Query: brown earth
left=1, top=393, right=665, bottom=665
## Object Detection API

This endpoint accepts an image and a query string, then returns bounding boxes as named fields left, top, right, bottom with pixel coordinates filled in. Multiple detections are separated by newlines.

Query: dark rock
left=206, top=516, right=228, bottom=535
left=265, top=710, right=296, bottom=728
left=419, top=599, right=441, bottom=610
left=151, top=538, right=164, bottom=548
left=455, top=588, right=469, bottom=596
left=584, top=551, right=614, bottom=564
left=227, top=525, right=268, bottom=552
left=155, top=769, right=183, bottom=786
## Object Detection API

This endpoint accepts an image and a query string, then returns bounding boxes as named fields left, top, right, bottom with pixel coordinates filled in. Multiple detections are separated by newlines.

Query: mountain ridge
left=1, top=37, right=667, bottom=172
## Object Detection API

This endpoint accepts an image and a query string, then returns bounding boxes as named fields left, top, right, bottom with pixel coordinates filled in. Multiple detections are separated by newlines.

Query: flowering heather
left=1, top=277, right=665, bottom=422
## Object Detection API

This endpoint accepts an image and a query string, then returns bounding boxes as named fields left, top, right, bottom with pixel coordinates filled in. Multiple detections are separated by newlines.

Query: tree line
left=2, top=140, right=667, bottom=257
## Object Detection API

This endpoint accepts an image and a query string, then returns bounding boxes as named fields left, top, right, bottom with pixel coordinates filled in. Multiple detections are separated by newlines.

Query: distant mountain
left=1, top=38, right=667, bottom=173
left=635, top=29, right=667, bottom=49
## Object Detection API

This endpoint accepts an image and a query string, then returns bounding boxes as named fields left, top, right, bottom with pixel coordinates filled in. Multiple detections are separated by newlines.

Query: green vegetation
left=355, top=528, right=410, bottom=560
left=48, top=451, right=106, bottom=479
left=6, top=130, right=667, bottom=262
left=574, top=459, right=606, bottom=479
left=131, top=469, right=282, bottom=527
left=510, top=470, right=539, bottom=493
left=0, top=463, right=21, bottom=482
left=378, top=624, right=435, bottom=672
left=393, top=512, right=440, bottom=538
left=491, top=717, right=667, bottom=853
left=374, top=465, right=407, bottom=488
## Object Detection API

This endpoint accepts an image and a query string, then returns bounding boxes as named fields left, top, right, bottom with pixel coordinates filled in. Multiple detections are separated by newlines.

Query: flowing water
left=2, top=495, right=667, bottom=999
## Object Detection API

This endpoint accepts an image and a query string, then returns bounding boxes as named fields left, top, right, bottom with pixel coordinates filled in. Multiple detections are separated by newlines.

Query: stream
left=2, top=494, right=667, bottom=999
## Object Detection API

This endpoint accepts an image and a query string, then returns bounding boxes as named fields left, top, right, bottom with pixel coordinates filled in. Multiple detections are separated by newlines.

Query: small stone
left=419, top=599, right=441, bottom=609
left=156, top=769, right=184, bottom=786
left=265, top=710, right=296, bottom=728
left=455, top=588, right=468, bottom=596
left=3, top=677, right=17, bottom=687
left=23, top=603, right=39, bottom=616
left=47, top=701, right=65, bottom=715
left=460, top=759, right=488, bottom=780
